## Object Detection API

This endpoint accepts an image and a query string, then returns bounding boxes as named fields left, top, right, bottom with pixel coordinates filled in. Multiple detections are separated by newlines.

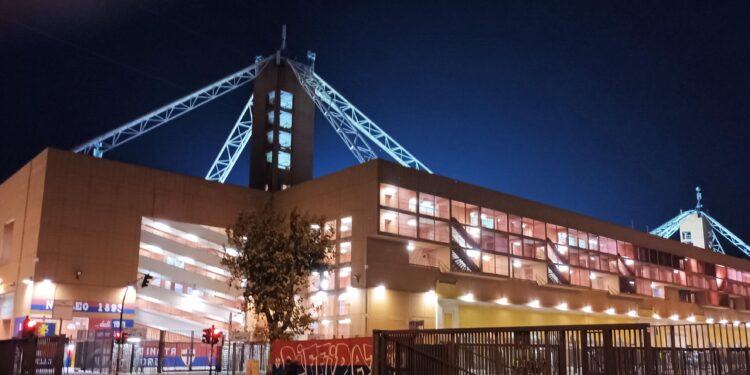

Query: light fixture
left=687, top=315, right=696, bottom=323
left=181, top=233, right=199, bottom=242
left=225, top=248, right=239, bottom=257
left=669, top=314, right=680, bottom=321
left=527, top=300, right=541, bottom=308
left=310, top=224, right=320, bottom=230
left=581, top=305, right=593, bottom=313
left=605, top=308, right=616, bottom=315
left=652, top=313, right=661, bottom=320
left=624, top=259, right=634, bottom=266
left=424, top=289, right=436, bottom=303
left=589, top=273, right=597, bottom=280
left=459, top=293, right=475, bottom=302
left=555, top=303, right=568, bottom=311
left=374, top=284, right=386, bottom=299
left=22, top=277, right=33, bottom=285
left=733, top=320, right=741, bottom=327
left=512, top=260, right=522, bottom=268
left=406, top=243, right=415, bottom=251
left=627, top=310, right=638, bottom=318
left=153, top=222, right=171, bottom=231
left=407, top=219, right=416, bottom=227
left=719, top=319, right=728, bottom=325
left=495, top=297, right=509, bottom=306
left=706, top=318, right=715, bottom=324
left=650, top=282, right=658, bottom=289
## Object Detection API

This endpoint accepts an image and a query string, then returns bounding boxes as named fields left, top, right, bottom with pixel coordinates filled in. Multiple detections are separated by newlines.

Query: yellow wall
left=458, top=304, right=633, bottom=328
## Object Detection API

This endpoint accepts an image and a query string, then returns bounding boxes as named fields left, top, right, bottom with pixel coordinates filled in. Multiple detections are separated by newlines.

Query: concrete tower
left=249, top=53, right=315, bottom=190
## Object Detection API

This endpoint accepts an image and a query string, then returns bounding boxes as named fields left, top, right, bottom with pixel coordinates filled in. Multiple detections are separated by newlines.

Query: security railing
left=374, top=323, right=750, bottom=375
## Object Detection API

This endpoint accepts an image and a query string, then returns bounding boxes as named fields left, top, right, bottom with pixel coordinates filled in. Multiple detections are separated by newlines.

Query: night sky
left=1, top=2, right=749, bottom=254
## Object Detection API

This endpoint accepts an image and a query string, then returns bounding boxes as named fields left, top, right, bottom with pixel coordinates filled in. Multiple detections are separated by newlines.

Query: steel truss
left=73, top=58, right=270, bottom=156
left=288, top=60, right=433, bottom=173
left=651, top=188, right=749, bottom=258
left=205, top=95, right=254, bottom=183
left=72, top=53, right=432, bottom=184
left=289, top=61, right=377, bottom=164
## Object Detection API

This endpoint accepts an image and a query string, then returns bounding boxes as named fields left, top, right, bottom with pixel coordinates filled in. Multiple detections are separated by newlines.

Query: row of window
left=265, top=90, right=294, bottom=170
left=380, top=183, right=750, bottom=298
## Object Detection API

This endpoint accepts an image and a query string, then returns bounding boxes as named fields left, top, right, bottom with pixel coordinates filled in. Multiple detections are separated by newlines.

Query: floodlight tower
left=249, top=44, right=315, bottom=190
left=652, top=187, right=750, bottom=258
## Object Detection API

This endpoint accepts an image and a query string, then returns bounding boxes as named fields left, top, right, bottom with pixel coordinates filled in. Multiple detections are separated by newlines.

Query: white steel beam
left=288, top=60, right=433, bottom=173
left=650, top=209, right=695, bottom=239
left=288, top=62, right=377, bottom=163
left=703, top=213, right=750, bottom=258
left=73, top=57, right=270, bottom=156
left=205, top=95, right=254, bottom=183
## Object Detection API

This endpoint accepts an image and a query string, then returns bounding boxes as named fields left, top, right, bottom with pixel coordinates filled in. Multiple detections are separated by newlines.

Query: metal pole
left=115, top=286, right=129, bottom=375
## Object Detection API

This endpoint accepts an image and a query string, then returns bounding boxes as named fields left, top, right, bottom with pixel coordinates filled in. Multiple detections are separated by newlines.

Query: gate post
left=189, top=330, right=194, bottom=371
left=644, top=326, right=655, bottom=375
left=558, top=330, right=567, bottom=375
left=602, top=328, right=615, bottom=375
left=580, top=329, right=589, bottom=375
left=372, top=330, right=382, bottom=375
left=157, top=330, right=166, bottom=373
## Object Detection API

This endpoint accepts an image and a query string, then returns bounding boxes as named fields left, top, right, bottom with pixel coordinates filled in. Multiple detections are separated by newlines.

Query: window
left=494, top=232, right=509, bottom=253
left=480, top=230, right=494, bottom=250
left=495, top=211, right=508, bottom=232
left=338, top=267, right=351, bottom=289
left=340, top=217, right=352, bottom=238
left=267, top=111, right=275, bottom=124
left=509, top=215, right=522, bottom=235
left=510, top=236, right=522, bottom=257
left=588, top=235, right=599, bottom=251
left=279, top=111, right=292, bottom=129
left=379, top=184, right=417, bottom=213
left=418, top=218, right=436, bottom=241
left=265, top=151, right=273, bottom=164
left=399, top=214, right=417, bottom=238
left=435, top=221, right=450, bottom=243
left=678, top=290, right=696, bottom=304
left=418, top=193, right=449, bottom=219
left=546, top=224, right=568, bottom=245
left=280, top=90, right=293, bottom=110
left=480, top=208, right=494, bottom=229
left=279, top=131, right=292, bottom=148
left=339, top=242, right=351, bottom=263
left=380, top=210, right=398, bottom=234
left=681, top=231, right=692, bottom=241
left=451, top=201, right=478, bottom=225
left=267, top=91, right=276, bottom=104
left=278, top=151, right=291, bottom=170
left=380, top=184, right=399, bottom=209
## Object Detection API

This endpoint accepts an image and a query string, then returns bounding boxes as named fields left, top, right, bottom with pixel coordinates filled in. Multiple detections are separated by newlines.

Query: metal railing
left=0, top=335, right=66, bottom=375
left=374, top=323, right=750, bottom=375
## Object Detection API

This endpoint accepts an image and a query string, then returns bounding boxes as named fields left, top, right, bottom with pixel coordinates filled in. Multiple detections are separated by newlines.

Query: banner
left=271, top=337, right=372, bottom=375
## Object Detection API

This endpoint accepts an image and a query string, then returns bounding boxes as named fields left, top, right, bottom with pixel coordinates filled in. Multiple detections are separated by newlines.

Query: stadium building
left=2, top=54, right=750, bottom=346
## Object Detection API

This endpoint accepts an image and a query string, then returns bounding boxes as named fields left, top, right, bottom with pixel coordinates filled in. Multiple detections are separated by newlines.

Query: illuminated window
left=339, top=242, right=351, bottom=263
left=278, top=151, right=291, bottom=170
left=380, top=210, right=398, bottom=234
left=280, top=90, right=293, bottom=110
left=267, top=111, right=275, bottom=124
left=380, top=184, right=398, bottom=208
left=509, top=215, right=522, bottom=235
left=399, top=214, right=417, bottom=238
left=340, top=217, right=352, bottom=238
left=418, top=218, right=436, bottom=241
left=279, top=131, right=292, bottom=149
left=279, top=111, right=292, bottom=129
left=267, top=91, right=276, bottom=104
left=480, top=209, right=494, bottom=229
left=265, top=151, right=272, bottom=164
left=435, top=221, right=450, bottom=243
left=418, top=193, right=449, bottom=219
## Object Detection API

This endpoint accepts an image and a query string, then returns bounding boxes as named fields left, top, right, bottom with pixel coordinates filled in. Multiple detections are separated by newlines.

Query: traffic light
left=202, top=328, right=212, bottom=344
left=21, top=316, right=37, bottom=338
left=114, top=330, right=128, bottom=344
left=141, top=273, right=153, bottom=288
left=211, top=327, right=222, bottom=345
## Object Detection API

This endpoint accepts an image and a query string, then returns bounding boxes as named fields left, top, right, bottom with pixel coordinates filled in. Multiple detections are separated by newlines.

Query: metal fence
left=373, top=323, right=750, bottom=375
left=67, top=328, right=269, bottom=374
left=0, top=335, right=66, bottom=375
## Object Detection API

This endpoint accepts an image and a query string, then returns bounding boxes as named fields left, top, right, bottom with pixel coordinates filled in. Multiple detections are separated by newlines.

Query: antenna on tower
left=281, top=24, right=287, bottom=51
left=696, top=186, right=703, bottom=212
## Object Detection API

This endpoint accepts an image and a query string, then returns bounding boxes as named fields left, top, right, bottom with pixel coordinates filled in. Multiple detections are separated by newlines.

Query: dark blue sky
left=1, top=1, right=748, bottom=254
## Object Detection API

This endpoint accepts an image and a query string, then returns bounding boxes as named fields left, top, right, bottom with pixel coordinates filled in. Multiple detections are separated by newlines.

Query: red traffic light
left=212, top=328, right=221, bottom=336
left=21, top=316, right=37, bottom=338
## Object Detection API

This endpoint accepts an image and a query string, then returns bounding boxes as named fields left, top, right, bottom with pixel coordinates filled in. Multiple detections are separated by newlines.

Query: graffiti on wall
left=271, top=337, right=372, bottom=375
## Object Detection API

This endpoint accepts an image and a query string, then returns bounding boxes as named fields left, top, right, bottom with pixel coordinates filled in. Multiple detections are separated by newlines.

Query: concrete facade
left=2, top=148, right=750, bottom=341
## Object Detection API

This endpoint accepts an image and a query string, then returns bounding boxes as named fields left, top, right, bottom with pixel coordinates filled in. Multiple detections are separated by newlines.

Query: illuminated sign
left=30, top=299, right=135, bottom=314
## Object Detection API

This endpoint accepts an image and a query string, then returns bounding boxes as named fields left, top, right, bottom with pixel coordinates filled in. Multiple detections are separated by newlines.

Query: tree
left=222, top=202, right=334, bottom=341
